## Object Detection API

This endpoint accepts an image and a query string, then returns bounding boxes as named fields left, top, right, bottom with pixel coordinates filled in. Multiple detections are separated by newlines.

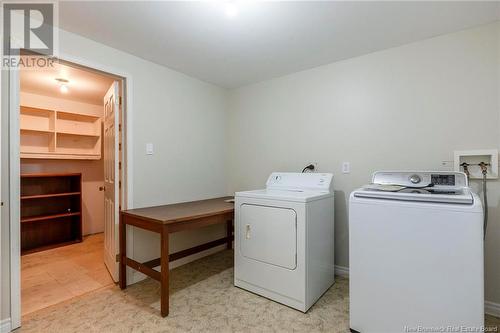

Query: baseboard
left=130, top=244, right=228, bottom=285
left=0, top=318, right=11, bottom=333
left=334, top=265, right=349, bottom=278
left=485, top=300, right=500, bottom=318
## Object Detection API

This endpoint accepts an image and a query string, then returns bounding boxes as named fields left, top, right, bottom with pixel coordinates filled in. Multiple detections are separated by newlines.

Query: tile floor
left=21, top=233, right=114, bottom=315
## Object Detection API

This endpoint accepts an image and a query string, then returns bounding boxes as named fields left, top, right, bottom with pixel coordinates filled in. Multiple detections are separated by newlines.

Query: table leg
left=119, top=213, right=127, bottom=289
left=160, top=226, right=170, bottom=317
left=226, top=220, right=233, bottom=250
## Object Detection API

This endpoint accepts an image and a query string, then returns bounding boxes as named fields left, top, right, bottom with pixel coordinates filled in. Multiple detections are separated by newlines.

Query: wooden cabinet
left=20, top=106, right=102, bottom=160
left=21, top=173, right=83, bottom=254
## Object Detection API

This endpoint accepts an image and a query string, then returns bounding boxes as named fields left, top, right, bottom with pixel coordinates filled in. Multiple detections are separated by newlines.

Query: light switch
left=342, top=162, right=350, bottom=174
left=146, top=143, right=154, bottom=155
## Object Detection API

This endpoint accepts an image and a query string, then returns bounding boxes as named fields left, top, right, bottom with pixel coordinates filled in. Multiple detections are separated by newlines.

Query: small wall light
left=224, top=2, right=239, bottom=18
left=55, top=78, right=69, bottom=93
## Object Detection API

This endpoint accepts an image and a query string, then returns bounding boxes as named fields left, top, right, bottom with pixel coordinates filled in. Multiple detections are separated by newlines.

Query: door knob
left=99, top=186, right=105, bottom=191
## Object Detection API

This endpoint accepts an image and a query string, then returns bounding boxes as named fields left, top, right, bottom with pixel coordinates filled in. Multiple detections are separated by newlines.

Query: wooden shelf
left=57, top=111, right=101, bottom=138
left=20, top=129, right=56, bottom=154
left=20, top=128, right=54, bottom=134
left=20, top=106, right=54, bottom=132
left=56, top=130, right=100, bottom=137
left=57, top=111, right=100, bottom=121
left=56, top=132, right=100, bottom=157
left=21, top=173, right=82, bottom=254
left=21, top=192, right=81, bottom=200
left=21, top=172, right=83, bottom=178
left=20, top=105, right=102, bottom=160
left=20, top=153, right=101, bottom=160
left=21, top=211, right=81, bottom=223
left=21, top=239, right=81, bottom=256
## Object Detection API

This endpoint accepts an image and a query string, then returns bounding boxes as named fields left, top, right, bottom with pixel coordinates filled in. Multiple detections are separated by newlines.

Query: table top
left=121, top=196, right=234, bottom=224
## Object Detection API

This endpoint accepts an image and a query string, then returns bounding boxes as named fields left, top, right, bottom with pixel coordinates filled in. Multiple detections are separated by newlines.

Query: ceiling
left=21, top=61, right=115, bottom=105
left=58, top=1, right=500, bottom=89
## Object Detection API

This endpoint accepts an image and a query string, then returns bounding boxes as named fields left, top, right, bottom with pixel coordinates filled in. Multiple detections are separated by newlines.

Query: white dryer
left=349, top=171, right=484, bottom=333
left=234, top=172, right=335, bottom=312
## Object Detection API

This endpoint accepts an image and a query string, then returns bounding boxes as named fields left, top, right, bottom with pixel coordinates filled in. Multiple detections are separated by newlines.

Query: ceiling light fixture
left=224, top=2, right=238, bottom=18
left=55, top=78, right=69, bottom=94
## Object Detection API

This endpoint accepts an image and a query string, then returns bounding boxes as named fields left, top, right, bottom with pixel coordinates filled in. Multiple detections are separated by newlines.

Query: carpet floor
left=18, top=250, right=500, bottom=332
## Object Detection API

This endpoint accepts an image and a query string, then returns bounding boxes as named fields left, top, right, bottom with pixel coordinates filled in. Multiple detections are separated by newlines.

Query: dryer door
left=240, top=204, right=297, bottom=270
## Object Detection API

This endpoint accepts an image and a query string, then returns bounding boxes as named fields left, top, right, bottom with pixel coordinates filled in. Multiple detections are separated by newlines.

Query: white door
left=240, top=204, right=297, bottom=270
left=103, top=82, right=120, bottom=282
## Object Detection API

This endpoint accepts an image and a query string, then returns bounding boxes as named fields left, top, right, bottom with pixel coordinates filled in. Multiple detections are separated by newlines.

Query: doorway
left=9, top=55, right=129, bottom=323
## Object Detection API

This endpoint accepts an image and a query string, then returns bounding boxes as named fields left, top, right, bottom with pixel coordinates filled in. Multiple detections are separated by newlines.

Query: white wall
left=227, top=22, right=500, bottom=305
left=1, top=27, right=229, bottom=323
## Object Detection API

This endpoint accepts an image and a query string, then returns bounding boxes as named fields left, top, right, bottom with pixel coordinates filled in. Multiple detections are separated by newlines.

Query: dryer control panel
left=266, top=172, right=333, bottom=192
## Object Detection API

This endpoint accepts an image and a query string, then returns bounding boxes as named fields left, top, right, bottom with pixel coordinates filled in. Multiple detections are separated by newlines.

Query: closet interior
left=19, top=60, right=119, bottom=315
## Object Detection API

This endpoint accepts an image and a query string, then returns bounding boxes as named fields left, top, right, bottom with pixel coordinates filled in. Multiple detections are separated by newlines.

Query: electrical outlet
left=342, top=162, right=350, bottom=174
left=146, top=143, right=154, bottom=155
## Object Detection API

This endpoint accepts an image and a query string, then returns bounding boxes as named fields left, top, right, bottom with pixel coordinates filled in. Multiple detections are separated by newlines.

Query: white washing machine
left=234, top=172, right=335, bottom=312
left=349, top=171, right=484, bottom=333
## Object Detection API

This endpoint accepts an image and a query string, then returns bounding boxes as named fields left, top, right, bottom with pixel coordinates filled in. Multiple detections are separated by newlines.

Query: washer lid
left=353, top=187, right=474, bottom=204
left=236, top=189, right=333, bottom=203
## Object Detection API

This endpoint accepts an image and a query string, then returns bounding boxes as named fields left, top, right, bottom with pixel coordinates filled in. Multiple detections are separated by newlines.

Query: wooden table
left=119, top=196, right=234, bottom=317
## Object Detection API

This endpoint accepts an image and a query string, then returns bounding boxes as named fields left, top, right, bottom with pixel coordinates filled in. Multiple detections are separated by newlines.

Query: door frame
left=7, top=52, right=135, bottom=329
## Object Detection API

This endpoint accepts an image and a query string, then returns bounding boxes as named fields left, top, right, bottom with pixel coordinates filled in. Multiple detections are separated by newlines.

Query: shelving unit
left=21, top=191, right=81, bottom=200
left=20, top=106, right=102, bottom=160
left=21, top=173, right=83, bottom=254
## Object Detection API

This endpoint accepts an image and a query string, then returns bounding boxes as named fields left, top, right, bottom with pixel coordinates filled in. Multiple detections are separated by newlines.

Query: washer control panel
left=431, top=174, right=455, bottom=186
left=372, top=171, right=466, bottom=188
